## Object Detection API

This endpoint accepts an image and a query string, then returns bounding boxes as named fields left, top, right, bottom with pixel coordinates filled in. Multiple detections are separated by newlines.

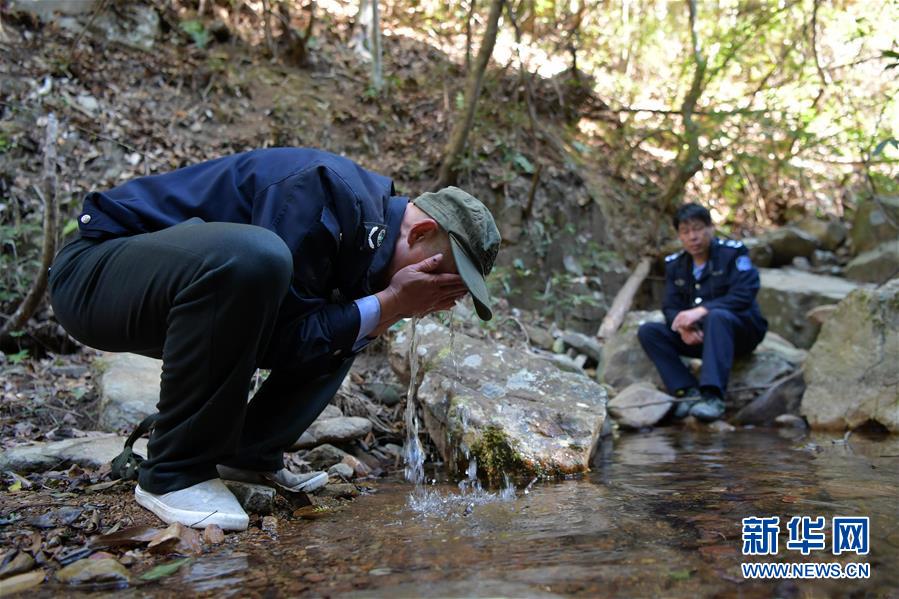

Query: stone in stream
left=801, top=278, right=899, bottom=432
left=732, top=371, right=806, bottom=426
left=290, top=416, right=372, bottom=450
left=727, top=333, right=804, bottom=410
left=757, top=268, right=867, bottom=348
left=844, top=241, right=899, bottom=284
left=596, top=310, right=665, bottom=391
left=0, top=434, right=148, bottom=472
left=388, top=318, right=608, bottom=481
left=607, top=383, right=673, bottom=429
left=55, top=558, right=131, bottom=585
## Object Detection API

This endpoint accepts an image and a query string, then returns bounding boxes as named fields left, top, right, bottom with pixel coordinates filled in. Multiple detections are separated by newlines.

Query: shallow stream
left=146, top=428, right=898, bottom=597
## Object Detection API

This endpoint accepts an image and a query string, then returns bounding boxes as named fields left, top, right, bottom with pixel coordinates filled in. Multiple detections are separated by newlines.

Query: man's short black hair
left=673, top=203, right=712, bottom=229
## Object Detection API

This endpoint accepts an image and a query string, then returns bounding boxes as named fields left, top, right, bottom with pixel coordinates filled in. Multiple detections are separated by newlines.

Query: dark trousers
left=49, top=219, right=353, bottom=494
left=637, top=309, right=764, bottom=395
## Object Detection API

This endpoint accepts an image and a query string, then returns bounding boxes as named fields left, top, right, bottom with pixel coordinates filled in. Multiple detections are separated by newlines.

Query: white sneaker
left=134, top=479, right=249, bottom=531
left=217, top=465, right=329, bottom=493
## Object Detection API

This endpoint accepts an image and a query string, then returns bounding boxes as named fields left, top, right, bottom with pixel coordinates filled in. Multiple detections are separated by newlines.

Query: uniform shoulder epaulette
left=717, top=238, right=744, bottom=249
left=664, top=250, right=684, bottom=263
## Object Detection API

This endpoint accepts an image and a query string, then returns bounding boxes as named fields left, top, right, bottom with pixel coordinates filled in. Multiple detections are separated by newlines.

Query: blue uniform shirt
left=662, top=238, right=767, bottom=333
left=77, top=148, right=407, bottom=371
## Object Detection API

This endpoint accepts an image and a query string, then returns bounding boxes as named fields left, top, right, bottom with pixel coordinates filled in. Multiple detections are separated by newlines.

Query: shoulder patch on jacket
left=665, top=250, right=684, bottom=263
left=717, top=238, right=744, bottom=249
left=736, top=255, right=753, bottom=271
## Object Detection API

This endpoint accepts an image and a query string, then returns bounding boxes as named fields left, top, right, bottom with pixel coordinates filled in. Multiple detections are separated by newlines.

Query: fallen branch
left=0, top=114, right=59, bottom=341
left=597, top=257, right=652, bottom=339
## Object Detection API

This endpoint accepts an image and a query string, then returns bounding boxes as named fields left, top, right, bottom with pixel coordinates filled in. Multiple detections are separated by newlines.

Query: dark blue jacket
left=77, top=148, right=408, bottom=371
left=662, top=238, right=767, bottom=334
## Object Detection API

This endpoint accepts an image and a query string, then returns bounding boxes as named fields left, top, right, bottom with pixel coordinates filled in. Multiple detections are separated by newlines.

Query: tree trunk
left=0, top=114, right=59, bottom=341
left=370, top=0, right=383, bottom=92
left=597, top=257, right=651, bottom=339
left=657, top=0, right=706, bottom=211
left=433, top=0, right=504, bottom=189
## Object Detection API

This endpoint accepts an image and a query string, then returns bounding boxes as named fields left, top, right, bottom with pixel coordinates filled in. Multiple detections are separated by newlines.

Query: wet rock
left=802, top=278, right=899, bottom=432
left=389, top=318, right=608, bottom=479
left=758, top=268, right=867, bottom=348
left=362, top=381, right=403, bottom=407
left=732, top=371, right=806, bottom=426
left=844, top=241, right=899, bottom=284
left=291, top=417, right=372, bottom=450
left=559, top=331, right=603, bottom=364
left=708, top=420, right=737, bottom=433
left=760, top=227, right=818, bottom=266
left=302, top=444, right=350, bottom=470
left=0, top=434, right=147, bottom=473
left=0, top=569, right=45, bottom=594
left=850, top=195, right=899, bottom=254
left=775, top=414, right=808, bottom=428
left=55, top=558, right=130, bottom=585
left=596, top=310, right=665, bottom=391
left=797, top=216, right=847, bottom=251
left=202, top=525, right=225, bottom=545
left=608, top=383, right=672, bottom=429
left=328, top=463, right=354, bottom=478
left=95, top=352, right=162, bottom=431
left=318, top=483, right=360, bottom=499
left=222, top=481, right=274, bottom=515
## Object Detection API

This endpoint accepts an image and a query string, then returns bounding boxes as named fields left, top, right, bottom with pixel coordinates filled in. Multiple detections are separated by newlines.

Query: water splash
left=403, top=317, right=425, bottom=484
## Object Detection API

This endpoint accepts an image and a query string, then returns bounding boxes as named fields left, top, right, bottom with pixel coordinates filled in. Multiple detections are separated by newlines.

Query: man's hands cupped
left=372, top=254, right=468, bottom=336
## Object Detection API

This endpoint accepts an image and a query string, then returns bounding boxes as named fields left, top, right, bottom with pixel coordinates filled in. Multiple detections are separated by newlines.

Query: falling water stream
left=402, top=313, right=517, bottom=517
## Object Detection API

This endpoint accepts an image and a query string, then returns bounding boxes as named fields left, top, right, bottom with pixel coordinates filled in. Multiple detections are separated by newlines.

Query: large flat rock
left=389, top=319, right=608, bottom=480
left=758, top=268, right=867, bottom=348
left=802, top=278, right=899, bottom=432
left=0, top=435, right=148, bottom=472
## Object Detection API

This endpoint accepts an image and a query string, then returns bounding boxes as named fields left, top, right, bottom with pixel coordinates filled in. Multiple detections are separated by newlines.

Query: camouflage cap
left=412, top=187, right=501, bottom=320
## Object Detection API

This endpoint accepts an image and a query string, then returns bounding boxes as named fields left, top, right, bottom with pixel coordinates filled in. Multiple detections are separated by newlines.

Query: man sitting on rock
left=638, top=203, right=767, bottom=422
left=49, top=148, right=500, bottom=531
